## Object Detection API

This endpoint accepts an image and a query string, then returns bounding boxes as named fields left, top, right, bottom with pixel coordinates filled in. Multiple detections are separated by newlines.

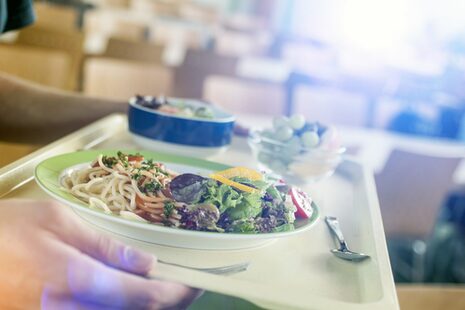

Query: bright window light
left=339, top=0, right=411, bottom=53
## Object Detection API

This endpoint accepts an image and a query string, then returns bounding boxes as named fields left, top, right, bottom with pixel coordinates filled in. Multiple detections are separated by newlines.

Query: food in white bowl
left=36, top=150, right=320, bottom=250
left=61, top=151, right=315, bottom=234
left=248, top=114, right=345, bottom=183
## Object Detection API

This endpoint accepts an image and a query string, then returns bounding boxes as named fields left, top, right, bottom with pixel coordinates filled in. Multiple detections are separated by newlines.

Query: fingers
left=81, top=232, right=155, bottom=276
left=43, top=201, right=154, bottom=276
left=62, top=252, right=195, bottom=309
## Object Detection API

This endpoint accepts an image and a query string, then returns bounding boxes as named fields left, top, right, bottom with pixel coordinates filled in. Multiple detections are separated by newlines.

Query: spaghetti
left=62, top=152, right=182, bottom=226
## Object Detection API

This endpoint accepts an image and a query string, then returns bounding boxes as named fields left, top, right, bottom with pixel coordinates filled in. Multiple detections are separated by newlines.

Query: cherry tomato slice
left=128, top=155, right=144, bottom=162
left=289, top=187, right=313, bottom=219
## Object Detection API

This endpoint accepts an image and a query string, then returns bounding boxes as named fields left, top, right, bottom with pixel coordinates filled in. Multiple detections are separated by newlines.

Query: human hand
left=0, top=199, right=200, bottom=309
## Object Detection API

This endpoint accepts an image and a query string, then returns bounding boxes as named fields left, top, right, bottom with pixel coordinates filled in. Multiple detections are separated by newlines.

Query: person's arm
left=0, top=73, right=127, bottom=144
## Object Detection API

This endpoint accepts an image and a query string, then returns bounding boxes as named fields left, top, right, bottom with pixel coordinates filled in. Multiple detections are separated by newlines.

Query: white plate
left=35, top=150, right=319, bottom=250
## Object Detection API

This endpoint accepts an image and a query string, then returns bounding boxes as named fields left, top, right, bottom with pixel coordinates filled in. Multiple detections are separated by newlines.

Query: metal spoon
left=325, top=216, right=370, bottom=262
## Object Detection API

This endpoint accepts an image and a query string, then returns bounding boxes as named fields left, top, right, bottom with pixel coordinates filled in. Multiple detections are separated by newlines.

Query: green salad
left=170, top=172, right=300, bottom=233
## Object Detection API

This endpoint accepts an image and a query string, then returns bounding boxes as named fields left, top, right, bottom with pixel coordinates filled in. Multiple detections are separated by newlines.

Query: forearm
left=0, top=73, right=127, bottom=144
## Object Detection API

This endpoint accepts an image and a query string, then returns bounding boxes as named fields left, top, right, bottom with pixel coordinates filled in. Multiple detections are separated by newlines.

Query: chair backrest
left=84, top=10, right=149, bottom=43
left=172, top=49, right=238, bottom=99
left=16, top=26, right=84, bottom=90
left=33, top=2, right=79, bottom=32
left=104, top=37, right=164, bottom=63
left=183, top=49, right=238, bottom=72
left=98, top=0, right=130, bottom=9
left=223, top=13, right=266, bottom=32
left=375, top=149, right=461, bottom=238
left=372, top=97, right=405, bottom=129
left=214, top=29, right=269, bottom=57
left=112, top=20, right=148, bottom=42
left=203, top=75, right=285, bottom=115
left=83, top=57, right=173, bottom=100
left=148, top=21, right=206, bottom=49
left=293, top=84, right=369, bottom=127
left=131, top=0, right=182, bottom=16
left=0, top=44, right=71, bottom=89
left=178, top=2, right=219, bottom=24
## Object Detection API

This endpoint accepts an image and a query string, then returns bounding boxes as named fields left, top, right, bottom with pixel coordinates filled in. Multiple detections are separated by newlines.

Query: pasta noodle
left=63, top=152, right=181, bottom=226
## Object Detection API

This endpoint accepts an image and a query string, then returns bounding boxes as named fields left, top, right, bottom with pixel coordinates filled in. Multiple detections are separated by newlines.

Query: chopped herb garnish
left=143, top=181, right=162, bottom=193
left=144, top=159, right=155, bottom=170
left=155, top=166, right=169, bottom=176
left=102, top=156, right=117, bottom=168
left=164, top=201, right=175, bottom=218
left=117, top=151, right=129, bottom=167
left=131, top=169, right=142, bottom=181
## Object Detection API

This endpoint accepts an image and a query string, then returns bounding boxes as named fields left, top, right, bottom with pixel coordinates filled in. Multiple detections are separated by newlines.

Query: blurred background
left=1, top=0, right=465, bottom=308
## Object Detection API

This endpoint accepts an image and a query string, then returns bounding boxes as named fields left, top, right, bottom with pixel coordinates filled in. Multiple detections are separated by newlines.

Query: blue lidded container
left=128, top=97, right=235, bottom=157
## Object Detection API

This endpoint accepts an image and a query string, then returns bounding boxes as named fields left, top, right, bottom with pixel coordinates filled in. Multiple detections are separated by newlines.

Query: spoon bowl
left=325, top=216, right=371, bottom=262
left=330, top=248, right=370, bottom=262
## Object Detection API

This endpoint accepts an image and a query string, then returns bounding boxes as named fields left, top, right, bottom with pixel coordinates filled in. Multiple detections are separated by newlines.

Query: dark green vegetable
left=226, top=192, right=262, bottom=221
left=170, top=174, right=206, bottom=203
left=227, top=219, right=257, bottom=233
left=202, top=181, right=242, bottom=213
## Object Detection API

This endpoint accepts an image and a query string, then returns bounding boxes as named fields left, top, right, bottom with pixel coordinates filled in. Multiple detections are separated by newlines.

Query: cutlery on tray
left=325, top=216, right=370, bottom=262
left=155, top=260, right=250, bottom=276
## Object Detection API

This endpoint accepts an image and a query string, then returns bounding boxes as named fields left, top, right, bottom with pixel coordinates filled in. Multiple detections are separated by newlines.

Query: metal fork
left=157, top=259, right=250, bottom=275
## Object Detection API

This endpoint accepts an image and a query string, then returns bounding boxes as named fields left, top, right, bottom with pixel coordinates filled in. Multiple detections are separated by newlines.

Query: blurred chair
left=33, top=2, right=79, bottom=32
left=104, top=37, right=164, bottom=63
left=397, top=285, right=465, bottom=310
left=0, top=45, right=71, bottom=89
left=183, top=49, right=238, bottom=72
left=85, top=13, right=148, bottom=42
left=281, top=42, right=337, bottom=80
left=83, top=58, right=173, bottom=100
left=178, top=2, right=219, bottom=24
left=293, top=85, right=369, bottom=127
left=203, top=75, right=285, bottom=115
left=111, top=20, right=148, bottom=42
left=173, top=49, right=238, bottom=99
left=372, top=97, right=405, bottom=129
left=83, top=9, right=150, bottom=49
left=16, top=26, right=84, bottom=90
left=131, top=0, right=182, bottom=16
left=214, top=30, right=270, bottom=57
left=236, top=57, right=290, bottom=83
left=148, top=21, right=207, bottom=50
left=223, top=13, right=266, bottom=32
left=97, top=0, right=130, bottom=9
left=375, top=149, right=461, bottom=238
left=387, top=105, right=439, bottom=138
